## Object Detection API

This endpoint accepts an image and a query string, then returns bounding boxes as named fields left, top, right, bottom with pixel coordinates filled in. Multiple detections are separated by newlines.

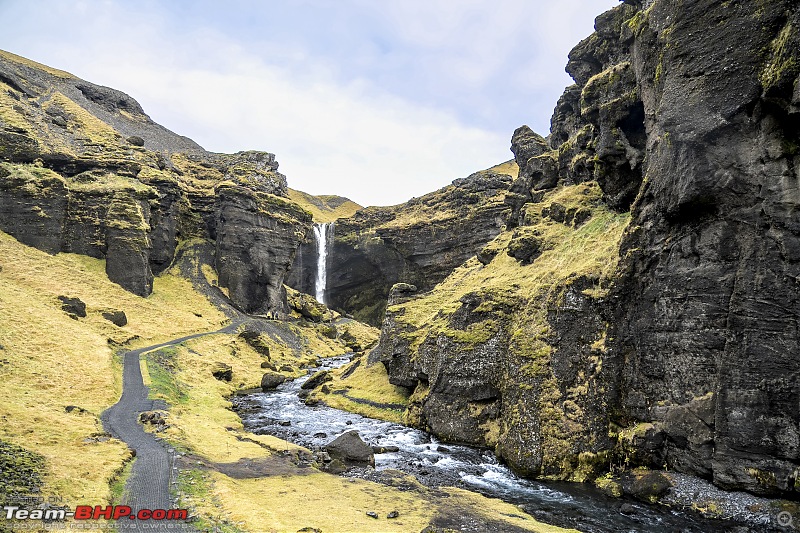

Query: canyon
left=0, top=0, right=798, bottom=529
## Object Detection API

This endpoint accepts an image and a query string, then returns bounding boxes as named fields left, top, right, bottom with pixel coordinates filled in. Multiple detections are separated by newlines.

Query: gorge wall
left=376, top=0, right=800, bottom=498
left=288, top=165, right=516, bottom=325
left=0, top=50, right=311, bottom=314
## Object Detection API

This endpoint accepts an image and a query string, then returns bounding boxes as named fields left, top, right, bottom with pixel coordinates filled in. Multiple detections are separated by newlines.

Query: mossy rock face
left=311, top=169, right=514, bottom=326
left=0, top=52, right=311, bottom=312
left=506, top=232, right=542, bottom=264
left=627, top=471, right=672, bottom=504
left=238, top=328, right=271, bottom=358
left=0, top=440, right=45, bottom=503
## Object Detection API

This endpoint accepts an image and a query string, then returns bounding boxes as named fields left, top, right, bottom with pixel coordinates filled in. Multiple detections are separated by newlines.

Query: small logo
left=777, top=510, right=794, bottom=528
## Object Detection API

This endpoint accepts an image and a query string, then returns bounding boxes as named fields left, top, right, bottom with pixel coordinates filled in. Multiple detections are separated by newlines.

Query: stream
left=233, top=356, right=736, bottom=533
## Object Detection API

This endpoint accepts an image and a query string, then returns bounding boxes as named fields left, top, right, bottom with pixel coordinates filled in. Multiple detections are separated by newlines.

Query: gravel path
left=101, top=322, right=243, bottom=531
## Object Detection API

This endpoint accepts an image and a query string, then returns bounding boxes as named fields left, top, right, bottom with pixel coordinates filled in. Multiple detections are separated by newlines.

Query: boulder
left=260, top=371, right=286, bottom=391
left=301, top=370, right=332, bottom=390
left=324, top=430, right=375, bottom=469
left=58, top=296, right=86, bottom=319
left=506, top=232, right=542, bottom=264
left=101, top=310, right=127, bottom=327
left=211, top=362, right=233, bottom=382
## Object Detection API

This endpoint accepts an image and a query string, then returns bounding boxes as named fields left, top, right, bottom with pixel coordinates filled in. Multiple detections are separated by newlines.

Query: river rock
left=301, top=369, right=331, bottom=390
left=260, top=371, right=286, bottom=391
left=324, top=430, right=375, bottom=469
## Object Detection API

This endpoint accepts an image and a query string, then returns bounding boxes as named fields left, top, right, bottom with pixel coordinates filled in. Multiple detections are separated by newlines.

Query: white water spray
left=313, top=222, right=333, bottom=305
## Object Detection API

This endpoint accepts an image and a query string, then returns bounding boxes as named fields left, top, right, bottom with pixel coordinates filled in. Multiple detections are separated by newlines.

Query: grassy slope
left=0, top=230, right=226, bottom=504
left=308, top=359, right=411, bottom=423
left=286, top=188, right=362, bottom=222
left=387, top=182, right=630, bottom=464
left=144, top=300, right=570, bottom=532
left=393, top=182, right=628, bottom=339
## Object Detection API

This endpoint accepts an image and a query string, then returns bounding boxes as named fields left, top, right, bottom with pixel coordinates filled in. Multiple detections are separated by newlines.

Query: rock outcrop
left=376, top=0, right=800, bottom=499
left=304, top=166, right=515, bottom=325
left=0, top=49, right=310, bottom=313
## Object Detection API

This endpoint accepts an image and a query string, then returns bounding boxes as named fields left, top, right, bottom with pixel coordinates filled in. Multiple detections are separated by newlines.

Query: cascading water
left=313, top=222, right=334, bottom=305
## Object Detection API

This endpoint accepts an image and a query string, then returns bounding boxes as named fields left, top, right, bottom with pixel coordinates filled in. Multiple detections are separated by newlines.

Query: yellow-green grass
left=442, top=488, right=580, bottom=533
left=210, top=470, right=435, bottom=533
left=308, top=360, right=409, bottom=423
left=154, top=332, right=312, bottom=463
left=0, top=230, right=226, bottom=505
left=156, top=309, right=570, bottom=532
left=207, top=469, right=577, bottom=533
left=487, top=159, right=520, bottom=178
left=389, top=182, right=630, bottom=474
left=45, top=92, right=121, bottom=149
left=335, top=319, right=380, bottom=350
left=286, top=188, right=362, bottom=222
left=392, top=182, right=628, bottom=343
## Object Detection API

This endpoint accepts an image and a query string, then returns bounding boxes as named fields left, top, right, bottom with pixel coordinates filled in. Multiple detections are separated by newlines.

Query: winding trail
left=101, top=320, right=244, bottom=530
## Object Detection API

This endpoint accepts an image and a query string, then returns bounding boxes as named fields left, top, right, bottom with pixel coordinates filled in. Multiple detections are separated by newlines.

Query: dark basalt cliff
left=295, top=166, right=515, bottom=325
left=0, top=50, right=311, bottom=312
left=376, top=0, right=800, bottom=498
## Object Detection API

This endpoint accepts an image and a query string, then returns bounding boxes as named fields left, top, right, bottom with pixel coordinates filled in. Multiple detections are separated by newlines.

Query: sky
left=0, top=0, right=618, bottom=206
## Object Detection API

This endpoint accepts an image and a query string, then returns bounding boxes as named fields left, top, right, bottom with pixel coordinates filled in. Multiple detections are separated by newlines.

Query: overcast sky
left=0, top=0, right=618, bottom=206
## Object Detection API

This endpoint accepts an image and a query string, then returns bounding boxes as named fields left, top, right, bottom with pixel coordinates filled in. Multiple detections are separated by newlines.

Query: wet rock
left=625, top=471, right=672, bottom=504
left=366, top=511, right=378, bottom=519
left=301, top=370, right=331, bottom=390
left=101, top=310, right=127, bottom=327
left=58, top=296, right=86, bottom=319
left=323, top=430, right=375, bottom=470
left=211, top=362, right=233, bottom=382
left=260, top=371, right=286, bottom=391
left=372, top=445, right=400, bottom=454
left=387, top=511, right=399, bottom=519
left=619, top=503, right=636, bottom=515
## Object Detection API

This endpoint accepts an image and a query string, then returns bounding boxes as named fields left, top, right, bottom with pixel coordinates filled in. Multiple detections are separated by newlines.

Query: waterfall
left=313, top=222, right=334, bottom=305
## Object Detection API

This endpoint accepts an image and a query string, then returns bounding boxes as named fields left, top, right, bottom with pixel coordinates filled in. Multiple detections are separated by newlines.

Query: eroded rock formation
left=376, top=0, right=800, bottom=498
left=312, top=167, right=515, bottom=325
left=0, top=50, right=310, bottom=312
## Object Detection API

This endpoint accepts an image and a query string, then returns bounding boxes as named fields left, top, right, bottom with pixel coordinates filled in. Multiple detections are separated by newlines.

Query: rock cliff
left=376, top=0, right=800, bottom=499
left=0, top=50, right=311, bottom=312
left=304, top=163, right=515, bottom=325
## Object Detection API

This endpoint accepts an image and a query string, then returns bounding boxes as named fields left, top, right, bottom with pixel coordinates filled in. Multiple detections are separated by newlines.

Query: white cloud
left=0, top=0, right=619, bottom=206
